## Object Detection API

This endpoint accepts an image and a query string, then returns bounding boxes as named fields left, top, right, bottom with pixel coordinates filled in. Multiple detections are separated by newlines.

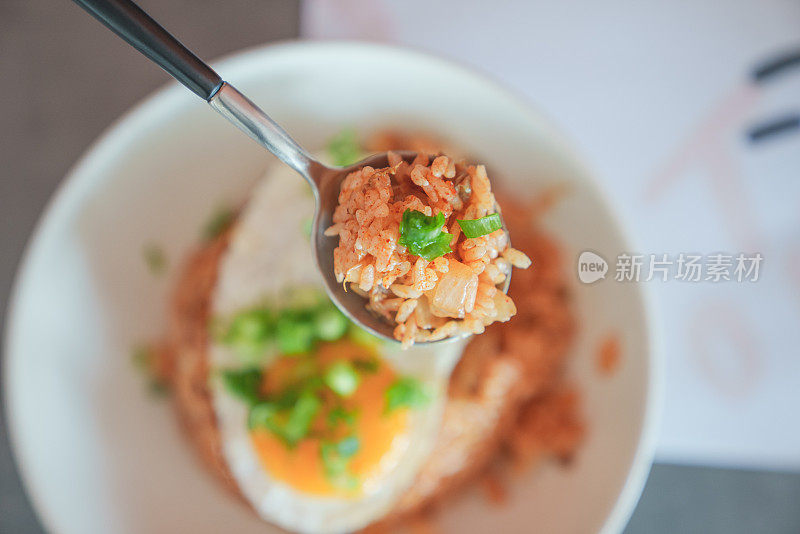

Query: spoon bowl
left=310, top=150, right=513, bottom=344
left=311, top=151, right=415, bottom=343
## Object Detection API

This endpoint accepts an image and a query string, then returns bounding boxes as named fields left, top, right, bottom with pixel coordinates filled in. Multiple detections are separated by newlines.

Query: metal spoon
left=72, top=0, right=510, bottom=346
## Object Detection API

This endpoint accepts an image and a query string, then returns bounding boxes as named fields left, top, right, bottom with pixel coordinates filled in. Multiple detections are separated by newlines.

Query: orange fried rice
left=326, top=153, right=531, bottom=347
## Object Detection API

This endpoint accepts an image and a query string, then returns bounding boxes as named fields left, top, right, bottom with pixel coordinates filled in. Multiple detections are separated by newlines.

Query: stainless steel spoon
left=72, top=0, right=509, bottom=346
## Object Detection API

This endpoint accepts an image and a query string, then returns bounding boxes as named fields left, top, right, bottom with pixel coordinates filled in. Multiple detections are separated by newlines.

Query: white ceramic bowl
left=4, top=42, right=661, bottom=534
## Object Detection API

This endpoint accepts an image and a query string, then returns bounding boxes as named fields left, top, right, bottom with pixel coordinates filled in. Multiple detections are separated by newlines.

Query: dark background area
left=2, top=1, right=799, bottom=532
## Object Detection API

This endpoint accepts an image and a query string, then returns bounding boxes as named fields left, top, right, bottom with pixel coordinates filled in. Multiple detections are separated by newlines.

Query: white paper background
left=302, top=0, right=800, bottom=470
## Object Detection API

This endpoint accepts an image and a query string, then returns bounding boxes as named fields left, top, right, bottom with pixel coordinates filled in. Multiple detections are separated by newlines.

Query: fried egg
left=210, top=161, right=463, bottom=533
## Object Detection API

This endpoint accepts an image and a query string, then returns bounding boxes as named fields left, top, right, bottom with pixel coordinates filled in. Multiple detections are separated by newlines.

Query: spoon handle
left=72, top=0, right=320, bottom=181
left=72, top=0, right=222, bottom=100
left=208, top=83, right=318, bottom=181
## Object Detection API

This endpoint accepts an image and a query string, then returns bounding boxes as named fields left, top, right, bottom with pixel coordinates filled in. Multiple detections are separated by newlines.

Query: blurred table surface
left=1, top=1, right=799, bottom=533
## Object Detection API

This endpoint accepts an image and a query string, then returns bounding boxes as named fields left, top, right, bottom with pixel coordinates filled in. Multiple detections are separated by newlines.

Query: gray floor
left=626, top=464, right=800, bottom=533
left=2, top=1, right=799, bottom=533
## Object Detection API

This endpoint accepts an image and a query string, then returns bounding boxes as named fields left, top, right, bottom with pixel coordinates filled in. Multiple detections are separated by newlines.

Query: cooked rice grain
left=330, top=154, right=530, bottom=346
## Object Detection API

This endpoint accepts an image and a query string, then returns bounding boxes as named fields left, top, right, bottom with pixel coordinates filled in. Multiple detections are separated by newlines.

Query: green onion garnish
left=398, top=209, right=453, bottom=260
left=276, top=312, right=316, bottom=355
left=221, top=309, right=276, bottom=364
left=348, top=324, right=382, bottom=347
left=313, top=306, right=349, bottom=341
left=385, top=377, right=430, bottom=412
left=219, top=289, right=353, bottom=359
left=327, top=128, right=363, bottom=167
left=324, top=361, right=360, bottom=397
left=142, top=243, right=167, bottom=275
left=285, top=286, right=327, bottom=309
left=131, top=345, right=153, bottom=372
left=321, top=442, right=347, bottom=475
left=334, top=436, right=360, bottom=458
left=456, top=213, right=503, bottom=239
left=131, top=345, right=169, bottom=397
left=327, top=406, right=359, bottom=429
left=223, top=309, right=275, bottom=344
left=249, top=390, right=321, bottom=446
left=248, top=401, right=280, bottom=430
left=221, top=368, right=263, bottom=406
left=352, top=358, right=379, bottom=374
left=202, top=206, right=235, bottom=241
left=321, top=436, right=361, bottom=489
left=281, top=390, right=321, bottom=445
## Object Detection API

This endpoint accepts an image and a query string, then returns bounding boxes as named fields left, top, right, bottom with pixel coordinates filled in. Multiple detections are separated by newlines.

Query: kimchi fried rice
left=327, top=153, right=531, bottom=347
left=145, top=130, right=584, bottom=532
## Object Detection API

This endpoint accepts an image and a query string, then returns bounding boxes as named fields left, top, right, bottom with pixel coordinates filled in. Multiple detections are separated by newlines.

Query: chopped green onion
left=221, top=309, right=276, bottom=364
left=321, top=442, right=346, bottom=474
left=221, top=368, right=263, bottom=406
left=142, top=243, right=167, bottom=275
left=132, top=345, right=169, bottom=398
left=335, top=436, right=360, bottom=458
left=313, top=306, right=349, bottom=341
left=272, top=386, right=303, bottom=411
left=327, top=406, right=359, bottom=428
left=348, top=324, right=381, bottom=347
left=352, top=358, right=379, bottom=374
left=219, top=289, right=355, bottom=359
left=324, top=361, right=360, bottom=397
left=290, top=357, right=321, bottom=384
left=285, top=286, right=326, bottom=310
left=327, top=128, right=363, bottom=167
left=385, top=377, right=430, bottom=412
left=148, top=381, right=170, bottom=397
left=418, top=232, right=454, bottom=261
left=281, top=390, right=321, bottom=445
left=131, top=345, right=153, bottom=372
left=203, top=206, right=235, bottom=241
left=457, top=213, right=503, bottom=239
left=248, top=401, right=280, bottom=430
left=276, top=313, right=315, bottom=355
left=321, top=437, right=361, bottom=489
left=223, top=309, right=275, bottom=343
left=249, top=390, right=321, bottom=446
left=398, top=209, right=453, bottom=260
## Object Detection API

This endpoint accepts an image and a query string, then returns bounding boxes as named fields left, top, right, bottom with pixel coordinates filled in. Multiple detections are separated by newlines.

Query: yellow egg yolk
left=250, top=341, right=409, bottom=496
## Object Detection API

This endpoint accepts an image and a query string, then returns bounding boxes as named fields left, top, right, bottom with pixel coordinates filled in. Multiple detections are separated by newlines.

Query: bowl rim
left=2, top=40, right=663, bottom=534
